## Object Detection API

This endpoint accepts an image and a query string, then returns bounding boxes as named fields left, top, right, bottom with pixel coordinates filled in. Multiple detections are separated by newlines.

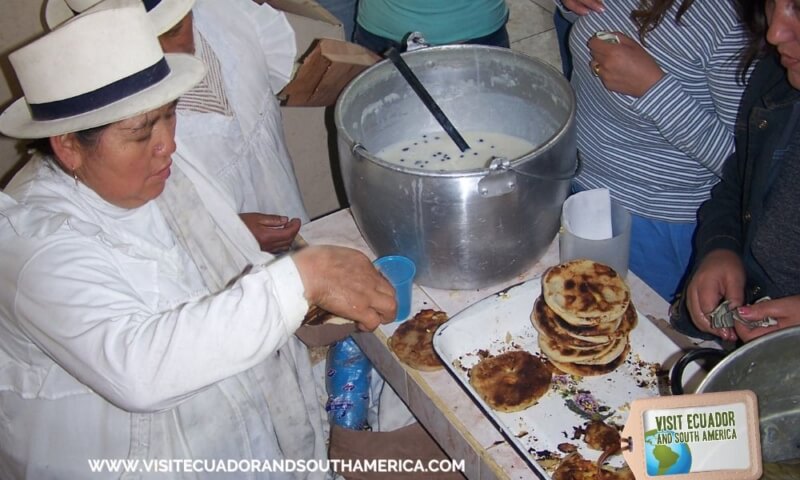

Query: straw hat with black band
left=44, top=0, right=194, bottom=34
left=0, top=0, right=205, bottom=140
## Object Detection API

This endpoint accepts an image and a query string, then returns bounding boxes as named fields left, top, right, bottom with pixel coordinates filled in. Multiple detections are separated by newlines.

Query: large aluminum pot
left=671, top=326, right=800, bottom=463
left=334, top=45, right=576, bottom=289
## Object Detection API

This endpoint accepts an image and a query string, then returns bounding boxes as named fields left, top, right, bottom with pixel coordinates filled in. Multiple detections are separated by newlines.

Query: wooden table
left=301, top=209, right=711, bottom=480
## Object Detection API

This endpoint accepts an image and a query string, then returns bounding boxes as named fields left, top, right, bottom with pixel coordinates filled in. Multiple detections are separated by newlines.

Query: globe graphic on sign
left=644, top=430, right=692, bottom=475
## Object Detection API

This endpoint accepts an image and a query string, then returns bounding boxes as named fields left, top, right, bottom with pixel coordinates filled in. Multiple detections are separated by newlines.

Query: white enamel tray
left=432, top=277, right=690, bottom=479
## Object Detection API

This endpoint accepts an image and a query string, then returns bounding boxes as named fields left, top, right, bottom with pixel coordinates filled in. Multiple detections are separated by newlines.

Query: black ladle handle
left=385, top=47, right=470, bottom=153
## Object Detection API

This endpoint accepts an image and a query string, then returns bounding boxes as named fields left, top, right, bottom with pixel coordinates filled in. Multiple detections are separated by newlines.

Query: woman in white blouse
left=0, top=1, right=394, bottom=478
left=46, top=0, right=306, bottom=254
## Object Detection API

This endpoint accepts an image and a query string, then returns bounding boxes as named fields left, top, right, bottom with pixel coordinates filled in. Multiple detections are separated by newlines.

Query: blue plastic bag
left=325, top=336, right=372, bottom=430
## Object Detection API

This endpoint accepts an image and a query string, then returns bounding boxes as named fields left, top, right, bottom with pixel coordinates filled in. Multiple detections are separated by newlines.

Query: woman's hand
left=734, top=295, right=800, bottom=342
left=293, top=246, right=396, bottom=332
left=588, top=32, right=665, bottom=97
left=563, top=0, right=605, bottom=15
left=686, top=249, right=746, bottom=342
left=240, top=213, right=301, bottom=253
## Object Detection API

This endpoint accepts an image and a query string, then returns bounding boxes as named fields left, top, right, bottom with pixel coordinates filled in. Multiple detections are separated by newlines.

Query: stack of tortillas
left=532, top=259, right=637, bottom=376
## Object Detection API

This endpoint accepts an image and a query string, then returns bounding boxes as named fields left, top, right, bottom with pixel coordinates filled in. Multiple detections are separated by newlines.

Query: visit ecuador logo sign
left=642, top=404, right=748, bottom=475
left=622, top=391, right=761, bottom=480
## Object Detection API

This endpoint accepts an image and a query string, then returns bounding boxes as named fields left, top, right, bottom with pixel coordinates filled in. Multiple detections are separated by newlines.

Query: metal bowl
left=673, top=326, right=800, bottom=463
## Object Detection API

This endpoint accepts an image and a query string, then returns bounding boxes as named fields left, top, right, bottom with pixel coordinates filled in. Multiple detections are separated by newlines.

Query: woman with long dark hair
left=682, top=0, right=800, bottom=343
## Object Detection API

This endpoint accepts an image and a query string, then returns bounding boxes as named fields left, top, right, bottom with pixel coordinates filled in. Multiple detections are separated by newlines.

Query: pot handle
left=352, top=143, right=368, bottom=158
left=404, top=32, right=430, bottom=52
left=478, top=157, right=517, bottom=197
left=670, top=348, right=728, bottom=395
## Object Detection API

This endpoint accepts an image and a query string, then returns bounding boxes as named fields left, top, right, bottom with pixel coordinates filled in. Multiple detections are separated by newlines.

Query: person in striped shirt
left=556, top=0, right=752, bottom=301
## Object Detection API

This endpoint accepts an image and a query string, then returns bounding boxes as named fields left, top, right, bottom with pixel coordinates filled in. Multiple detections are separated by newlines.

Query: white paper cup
left=558, top=199, right=632, bottom=277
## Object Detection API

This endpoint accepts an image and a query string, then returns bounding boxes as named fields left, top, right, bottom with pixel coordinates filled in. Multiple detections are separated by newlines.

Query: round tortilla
left=388, top=309, right=448, bottom=371
left=542, top=260, right=630, bottom=326
left=469, top=350, right=552, bottom=413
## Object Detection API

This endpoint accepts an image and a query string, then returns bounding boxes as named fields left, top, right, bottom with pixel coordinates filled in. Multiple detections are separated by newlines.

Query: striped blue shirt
left=568, top=0, right=751, bottom=221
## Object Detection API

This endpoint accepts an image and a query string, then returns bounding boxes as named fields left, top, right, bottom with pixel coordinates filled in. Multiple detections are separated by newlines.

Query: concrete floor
left=507, top=0, right=562, bottom=71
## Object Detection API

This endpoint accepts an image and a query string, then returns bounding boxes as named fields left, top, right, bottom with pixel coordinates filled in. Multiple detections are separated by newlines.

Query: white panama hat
left=0, top=0, right=205, bottom=139
left=45, top=0, right=195, bottom=35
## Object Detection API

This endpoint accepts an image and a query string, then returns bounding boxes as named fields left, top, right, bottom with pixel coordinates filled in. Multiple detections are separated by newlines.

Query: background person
left=0, top=1, right=394, bottom=477
left=353, top=0, right=510, bottom=55
left=556, top=0, right=751, bottom=302
left=47, top=0, right=308, bottom=253
left=681, top=0, right=800, bottom=344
